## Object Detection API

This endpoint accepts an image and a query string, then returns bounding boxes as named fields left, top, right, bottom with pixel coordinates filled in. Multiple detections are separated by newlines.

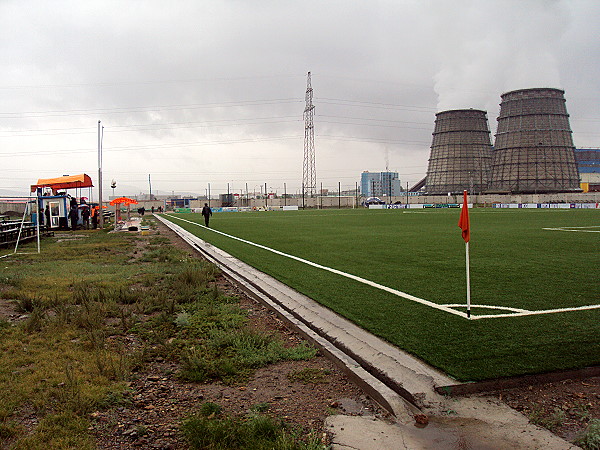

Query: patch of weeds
left=0, top=318, right=10, bottom=331
left=54, top=363, right=97, bottom=415
left=175, top=311, right=191, bottom=328
left=0, top=419, right=23, bottom=439
left=183, top=300, right=248, bottom=336
left=92, top=348, right=132, bottom=381
left=130, top=312, right=178, bottom=358
left=180, top=329, right=316, bottom=384
left=199, top=402, right=222, bottom=417
left=0, top=273, right=23, bottom=288
left=117, top=307, right=138, bottom=332
left=107, top=286, right=138, bottom=305
left=283, top=342, right=318, bottom=361
left=288, top=367, right=331, bottom=384
left=51, top=300, right=75, bottom=327
left=173, top=284, right=203, bottom=304
left=250, top=402, right=270, bottom=413
left=14, top=293, right=42, bottom=313
left=325, top=407, right=338, bottom=416
left=97, top=385, right=133, bottom=409
left=575, top=418, right=600, bottom=450
left=11, top=410, right=94, bottom=450
left=149, top=236, right=171, bottom=246
left=21, top=308, right=46, bottom=333
left=182, top=411, right=322, bottom=450
left=139, top=246, right=182, bottom=263
left=175, top=264, right=217, bottom=288
left=179, top=347, right=238, bottom=383
left=528, top=406, right=565, bottom=432
left=573, top=402, right=592, bottom=421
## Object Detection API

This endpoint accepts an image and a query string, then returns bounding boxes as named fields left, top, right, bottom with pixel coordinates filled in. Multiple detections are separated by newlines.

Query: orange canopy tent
left=109, top=197, right=138, bottom=206
left=30, top=174, right=94, bottom=193
left=110, top=197, right=138, bottom=222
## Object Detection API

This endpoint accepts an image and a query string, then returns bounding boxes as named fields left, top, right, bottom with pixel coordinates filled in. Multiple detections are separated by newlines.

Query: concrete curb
left=437, top=366, right=600, bottom=397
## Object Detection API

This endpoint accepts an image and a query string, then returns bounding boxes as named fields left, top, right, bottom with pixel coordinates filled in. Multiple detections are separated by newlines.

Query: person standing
left=44, top=204, right=51, bottom=230
left=201, top=203, right=212, bottom=227
left=69, top=205, right=79, bottom=230
left=81, top=206, right=90, bottom=229
left=91, top=207, right=98, bottom=229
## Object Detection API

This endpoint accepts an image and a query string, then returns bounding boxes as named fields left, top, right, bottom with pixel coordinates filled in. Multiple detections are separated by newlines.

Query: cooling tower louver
left=489, top=88, right=580, bottom=193
left=425, top=109, right=493, bottom=195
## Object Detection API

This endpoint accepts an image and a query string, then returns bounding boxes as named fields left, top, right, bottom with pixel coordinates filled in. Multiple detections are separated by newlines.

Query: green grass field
left=161, top=208, right=600, bottom=382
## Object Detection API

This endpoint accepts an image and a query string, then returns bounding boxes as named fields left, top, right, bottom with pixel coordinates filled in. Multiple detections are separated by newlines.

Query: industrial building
left=425, top=109, right=493, bottom=195
left=360, top=171, right=402, bottom=197
left=488, top=88, right=580, bottom=193
left=576, top=148, right=600, bottom=192
left=423, top=88, right=582, bottom=195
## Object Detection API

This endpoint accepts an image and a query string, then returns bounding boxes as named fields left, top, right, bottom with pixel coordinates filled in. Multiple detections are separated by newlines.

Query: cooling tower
left=489, top=88, right=580, bottom=193
left=425, top=109, right=493, bottom=195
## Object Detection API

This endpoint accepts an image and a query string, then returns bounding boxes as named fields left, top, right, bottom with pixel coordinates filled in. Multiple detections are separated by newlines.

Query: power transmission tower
left=303, top=72, right=316, bottom=197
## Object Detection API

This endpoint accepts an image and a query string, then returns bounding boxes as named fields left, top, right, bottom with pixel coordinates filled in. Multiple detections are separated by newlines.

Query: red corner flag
left=458, top=190, right=470, bottom=243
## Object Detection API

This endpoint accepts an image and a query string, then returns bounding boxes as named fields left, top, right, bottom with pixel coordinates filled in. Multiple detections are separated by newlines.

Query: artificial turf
left=161, top=208, right=600, bottom=381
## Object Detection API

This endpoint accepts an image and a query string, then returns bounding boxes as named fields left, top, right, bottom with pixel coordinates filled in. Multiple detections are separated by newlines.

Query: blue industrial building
left=361, top=171, right=402, bottom=197
left=575, top=149, right=600, bottom=192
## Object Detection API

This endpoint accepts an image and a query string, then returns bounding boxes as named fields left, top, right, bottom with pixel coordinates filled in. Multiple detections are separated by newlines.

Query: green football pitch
left=161, top=208, right=600, bottom=381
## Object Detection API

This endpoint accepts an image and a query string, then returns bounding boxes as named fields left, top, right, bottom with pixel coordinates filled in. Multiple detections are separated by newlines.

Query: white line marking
left=442, top=304, right=532, bottom=313
left=162, top=214, right=600, bottom=321
left=543, top=226, right=600, bottom=233
left=470, top=304, right=600, bottom=320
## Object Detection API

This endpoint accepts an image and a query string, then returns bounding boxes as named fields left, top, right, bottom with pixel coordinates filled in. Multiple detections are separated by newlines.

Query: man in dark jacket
left=69, top=206, right=79, bottom=230
left=44, top=204, right=51, bottom=230
left=201, top=203, right=212, bottom=227
left=81, top=206, right=90, bottom=229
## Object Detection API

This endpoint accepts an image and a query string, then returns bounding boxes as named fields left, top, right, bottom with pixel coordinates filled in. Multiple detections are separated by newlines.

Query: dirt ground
left=0, top=220, right=597, bottom=449
left=498, top=376, right=599, bottom=443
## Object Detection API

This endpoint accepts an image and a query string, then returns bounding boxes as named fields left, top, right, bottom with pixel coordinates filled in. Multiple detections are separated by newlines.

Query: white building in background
left=361, top=171, right=402, bottom=197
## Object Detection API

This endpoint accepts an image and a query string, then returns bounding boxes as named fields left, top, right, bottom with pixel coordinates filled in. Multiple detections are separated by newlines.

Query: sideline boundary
left=543, top=226, right=600, bottom=233
left=162, top=214, right=600, bottom=320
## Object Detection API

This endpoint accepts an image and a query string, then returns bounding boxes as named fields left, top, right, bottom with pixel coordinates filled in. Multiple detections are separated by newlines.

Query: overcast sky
left=1, top=0, right=599, bottom=199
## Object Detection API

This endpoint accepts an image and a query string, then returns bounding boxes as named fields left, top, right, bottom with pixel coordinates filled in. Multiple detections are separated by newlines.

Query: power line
left=0, top=135, right=305, bottom=158
left=0, top=98, right=303, bottom=119
left=316, top=97, right=437, bottom=112
left=317, top=134, right=430, bottom=145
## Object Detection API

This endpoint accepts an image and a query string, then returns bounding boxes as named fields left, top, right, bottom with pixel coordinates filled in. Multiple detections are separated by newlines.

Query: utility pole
left=98, top=121, right=104, bottom=229
left=320, top=182, right=323, bottom=209
left=302, top=72, right=316, bottom=199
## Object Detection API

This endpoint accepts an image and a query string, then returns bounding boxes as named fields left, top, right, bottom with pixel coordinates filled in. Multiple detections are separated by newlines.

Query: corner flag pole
left=458, top=190, right=471, bottom=319
left=465, top=236, right=471, bottom=318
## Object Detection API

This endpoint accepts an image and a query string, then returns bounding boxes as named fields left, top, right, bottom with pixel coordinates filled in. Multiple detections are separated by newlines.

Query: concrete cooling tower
left=425, top=109, right=493, bottom=195
left=489, top=88, right=580, bottom=193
